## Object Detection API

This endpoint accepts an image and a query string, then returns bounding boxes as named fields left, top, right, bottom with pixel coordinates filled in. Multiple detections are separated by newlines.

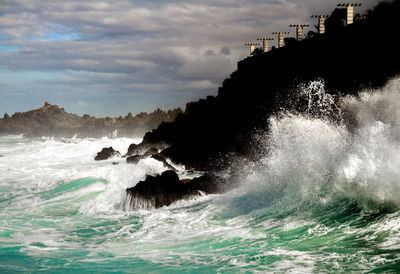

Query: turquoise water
left=0, top=81, right=399, bottom=272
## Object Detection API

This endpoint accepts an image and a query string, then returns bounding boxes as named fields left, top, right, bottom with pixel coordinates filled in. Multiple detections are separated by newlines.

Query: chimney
left=311, top=15, right=329, bottom=34
left=272, top=32, right=290, bottom=48
left=289, top=24, right=309, bottom=41
left=244, top=43, right=260, bottom=56
left=337, top=3, right=362, bottom=25
left=257, top=38, right=274, bottom=52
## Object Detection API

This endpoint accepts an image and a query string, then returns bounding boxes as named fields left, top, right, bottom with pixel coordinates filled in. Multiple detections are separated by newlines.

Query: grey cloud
left=0, top=0, right=379, bottom=117
left=220, top=46, right=230, bottom=55
left=205, top=50, right=216, bottom=56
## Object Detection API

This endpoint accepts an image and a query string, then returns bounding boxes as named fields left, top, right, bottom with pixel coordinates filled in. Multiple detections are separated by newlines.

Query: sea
left=0, top=79, right=399, bottom=273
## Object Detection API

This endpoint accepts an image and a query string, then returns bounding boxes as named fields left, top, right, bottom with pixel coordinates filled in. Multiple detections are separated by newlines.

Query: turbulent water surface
left=1, top=81, right=399, bottom=273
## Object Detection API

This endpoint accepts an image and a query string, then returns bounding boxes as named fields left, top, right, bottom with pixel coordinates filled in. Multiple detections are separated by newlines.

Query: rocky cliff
left=133, top=0, right=400, bottom=171
left=0, top=103, right=182, bottom=138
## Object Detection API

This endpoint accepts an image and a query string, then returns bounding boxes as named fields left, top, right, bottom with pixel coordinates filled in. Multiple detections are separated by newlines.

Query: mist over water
left=0, top=79, right=399, bottom=272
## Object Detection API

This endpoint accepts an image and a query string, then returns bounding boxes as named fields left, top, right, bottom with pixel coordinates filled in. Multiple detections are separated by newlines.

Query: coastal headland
left=131, top=1, right=400, bottom=171
left=0, top=103, right=182, bottom=138
left=123, top=1, right=400, bottom=207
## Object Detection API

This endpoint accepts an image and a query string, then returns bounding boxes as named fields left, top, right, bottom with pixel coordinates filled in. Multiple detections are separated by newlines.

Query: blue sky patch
left=29, top=31, right=81, bottom=41
left=0, top=45, right=18, bottom=52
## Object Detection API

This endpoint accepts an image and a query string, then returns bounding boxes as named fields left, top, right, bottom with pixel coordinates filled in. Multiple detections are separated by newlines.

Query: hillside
left=136, top=0, right=400, bottom=170
left=0, top=103, right=182, bottom=138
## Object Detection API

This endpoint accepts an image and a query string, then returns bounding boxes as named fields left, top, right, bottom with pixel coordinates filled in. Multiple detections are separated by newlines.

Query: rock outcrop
left=122, top=2, right=400, bottom=210
left=125, top=147, right=177, bottom=171
left=185, top=173, right=228, bottom=194
left=126, top=147, right=158, bottom=164
left=94, top=147, right=120, bottom=161
left=127, top=1, right=400, bottom=171
left=126, top=143, right=139, bottom=156
left=126, top=155, right=143, bottom=164
left=126, top=170, right=226, bottom=209
left=150, top=154, right=177, bottom=171
left=0, top=102, right=182, bottom=138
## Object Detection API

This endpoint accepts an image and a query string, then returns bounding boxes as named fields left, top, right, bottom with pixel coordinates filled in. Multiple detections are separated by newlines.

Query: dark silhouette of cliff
left=137, top=0, right=400, bottom=170
left=0, top=103, right=182, bottom=138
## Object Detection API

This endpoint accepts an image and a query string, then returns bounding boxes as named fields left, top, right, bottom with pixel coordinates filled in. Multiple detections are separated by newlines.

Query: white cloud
left=77, top=100, right=86, bottom=107
left=184, top=80, right=217, bottom=90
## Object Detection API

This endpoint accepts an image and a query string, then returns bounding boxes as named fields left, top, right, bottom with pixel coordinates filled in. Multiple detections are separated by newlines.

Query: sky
left=0, top=0, right=379, bottom=117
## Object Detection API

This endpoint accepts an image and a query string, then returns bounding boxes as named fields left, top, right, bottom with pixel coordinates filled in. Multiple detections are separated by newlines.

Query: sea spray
left=230, top=79, right=400, bottom=217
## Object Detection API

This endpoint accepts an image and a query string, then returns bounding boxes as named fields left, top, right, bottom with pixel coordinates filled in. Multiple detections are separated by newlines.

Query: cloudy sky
left=0, top=0, right=378, bottom=117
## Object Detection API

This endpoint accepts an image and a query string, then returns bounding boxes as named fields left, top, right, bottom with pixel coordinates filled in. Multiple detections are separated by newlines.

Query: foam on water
left=0, top=79, right=400, bottom=272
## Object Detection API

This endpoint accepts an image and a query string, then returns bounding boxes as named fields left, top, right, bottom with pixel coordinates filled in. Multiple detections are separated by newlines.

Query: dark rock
left=126, top=147, right=161, bottom=165
left=186, top=173, right=227, bottom=194
left=3, top=113, right=9, bottom=119
left=94, top=147, right=120, bottom=161
left=126, top=170, right=228, bottom=209
left=151, top=154, right=178, bottom=171
left=143, top=147, right=158, bottom=157
left=112, top=162, right=119, bottom=165
left=126, top=154, right=144, bottom=164
left=126, top=143, right=138, bottom=156
left=126, top=170, right=199, bottom=209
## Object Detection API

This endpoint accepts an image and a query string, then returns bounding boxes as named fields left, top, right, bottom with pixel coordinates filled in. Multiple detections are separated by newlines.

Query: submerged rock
left=126, top=170, right=226, bottom=209
left=94, top=147, right=120, bottom=161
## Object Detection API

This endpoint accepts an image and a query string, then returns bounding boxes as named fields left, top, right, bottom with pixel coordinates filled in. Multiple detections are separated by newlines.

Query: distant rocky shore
left=0, top=102, right=182, bottom=138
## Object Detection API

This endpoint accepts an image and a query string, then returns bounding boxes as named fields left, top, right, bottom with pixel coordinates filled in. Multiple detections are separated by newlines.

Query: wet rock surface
left=94, top=147, right=120, bottom=161
left=185, top=173, right=227, bottom=194
left=126, top=143, right=139, bottom=156
left=151, top=154, right=178, bottom=171
left=125, top=146, right=178, bottom=171
left=126, top=171, right=199, bottom=209
left=126, top=170, right=227, bottom=209
left=126, top=154, right=143, bottom=164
